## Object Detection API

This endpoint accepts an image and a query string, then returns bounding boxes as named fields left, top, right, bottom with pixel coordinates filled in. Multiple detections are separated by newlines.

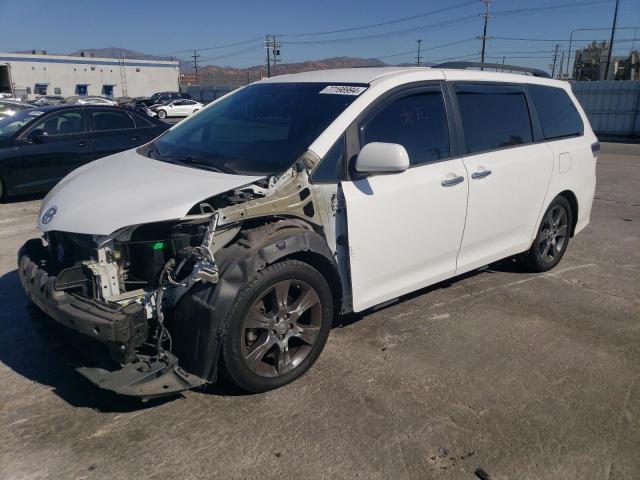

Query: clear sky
left=0, top=0, right=638, bottom=73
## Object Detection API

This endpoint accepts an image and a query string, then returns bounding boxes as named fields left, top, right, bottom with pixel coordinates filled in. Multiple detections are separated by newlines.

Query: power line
left=277, top=0, right=477, bottom=37
left=198, top=44, right=263, bottom=64
left=491, top=0, right=630, bottom=17
left=277, top=14, right=479, bottom=45
left=156, top=36, right=264, bottom=56
left=491, top=36, right=637, bottom=43
left=372, top=37, right=477, bottom=61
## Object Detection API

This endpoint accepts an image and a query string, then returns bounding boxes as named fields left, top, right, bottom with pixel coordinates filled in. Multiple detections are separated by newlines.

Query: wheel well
left=280, top=250, right=343, bottom=317
left=558, top=190, right=579, bottom=236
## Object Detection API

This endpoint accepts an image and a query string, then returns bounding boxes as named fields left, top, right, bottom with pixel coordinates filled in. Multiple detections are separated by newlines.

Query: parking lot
left=0, top=143, right=638, bottom=479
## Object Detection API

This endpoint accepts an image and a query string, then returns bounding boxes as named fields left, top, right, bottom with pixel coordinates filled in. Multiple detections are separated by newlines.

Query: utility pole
left=551, top=43, right=560, bottom=78
left=604, top=0, right=619, bottom=80
left=271, top=35, right=281, bottom=76
left=558, top=51, right=565, bottom=79
left=480, top=0, right=493, bottom=69
left=416, top=39, right=422, bottom=66
left=191, top=50, right=200, bottom=85
left=265, top=35, right=271, bottom=78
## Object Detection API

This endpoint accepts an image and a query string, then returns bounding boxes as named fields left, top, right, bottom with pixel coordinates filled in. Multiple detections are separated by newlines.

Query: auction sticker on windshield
left=319, top=85, right=367, bottom=95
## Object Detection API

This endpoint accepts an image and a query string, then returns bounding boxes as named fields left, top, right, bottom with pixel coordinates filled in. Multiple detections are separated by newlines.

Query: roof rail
left=433, top=61, right=551, bottom=78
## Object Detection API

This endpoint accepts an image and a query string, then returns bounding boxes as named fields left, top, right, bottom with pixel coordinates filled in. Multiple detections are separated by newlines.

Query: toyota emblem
left=41, top=206, right=58, bottom=225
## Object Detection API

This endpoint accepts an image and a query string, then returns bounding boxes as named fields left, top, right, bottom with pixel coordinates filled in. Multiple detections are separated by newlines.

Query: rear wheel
left=520, top=196, right=572, bottom=272
left=222, top=260, right=333, bottom=393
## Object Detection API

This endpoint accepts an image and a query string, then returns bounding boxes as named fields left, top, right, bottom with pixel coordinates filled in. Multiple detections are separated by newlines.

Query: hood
left=39, top=149, right=262, bottom=235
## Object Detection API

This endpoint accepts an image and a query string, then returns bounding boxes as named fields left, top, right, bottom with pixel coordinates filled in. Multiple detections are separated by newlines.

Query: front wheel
left=222, top=260, right=333, bottom=393
left=520, top=196, right=573, bottom=272
left=157, top=109, right=167, bottom=119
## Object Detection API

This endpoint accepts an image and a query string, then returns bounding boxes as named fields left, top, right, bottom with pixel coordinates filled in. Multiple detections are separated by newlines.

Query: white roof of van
left=260, top=66, right=563, bottom=87
left=261, top=67, right=433, bottom=84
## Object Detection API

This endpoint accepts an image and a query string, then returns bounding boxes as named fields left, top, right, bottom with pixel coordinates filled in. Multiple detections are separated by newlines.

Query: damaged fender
left=169, top=219, right=340, bottom=382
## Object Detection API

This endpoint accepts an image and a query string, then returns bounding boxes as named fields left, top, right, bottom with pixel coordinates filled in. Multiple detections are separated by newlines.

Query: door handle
left=77, top=140, right=89, bottom=147
left=471, top=169, right=492, bottom=179
left=131, top=136, right=141, bottom=141
left=441, top=175, right=465, bottom=187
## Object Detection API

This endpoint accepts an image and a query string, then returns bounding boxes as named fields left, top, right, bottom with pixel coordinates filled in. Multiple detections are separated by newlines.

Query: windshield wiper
left=166, top=156, right=230, bottom=174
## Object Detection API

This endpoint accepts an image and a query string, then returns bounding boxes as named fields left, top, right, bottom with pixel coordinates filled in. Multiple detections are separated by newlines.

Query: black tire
left=520, top=195, right=573, bottom=272
left=222, top=260, right=333, bottom=393
left=0, top=177, right=4, bottom=202
left=157, top=109, right=167, bottom=119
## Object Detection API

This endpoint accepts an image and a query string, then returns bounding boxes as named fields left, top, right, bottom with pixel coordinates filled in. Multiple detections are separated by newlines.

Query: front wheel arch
left=169, top=220, right=341, bottom=383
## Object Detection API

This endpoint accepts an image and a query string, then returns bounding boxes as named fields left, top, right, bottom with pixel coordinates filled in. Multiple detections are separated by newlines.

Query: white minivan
left=19, top=64, right=598, bottom=397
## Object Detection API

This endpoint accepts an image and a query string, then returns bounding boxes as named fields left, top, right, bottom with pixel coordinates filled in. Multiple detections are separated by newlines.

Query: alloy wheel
left=538, top=205, right=568, bottom=263
left=241, top=279, right=322, bottom=378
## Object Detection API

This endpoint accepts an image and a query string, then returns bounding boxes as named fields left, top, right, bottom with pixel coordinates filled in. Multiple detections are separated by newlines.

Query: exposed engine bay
left=19, top=153, right=345, bottom=397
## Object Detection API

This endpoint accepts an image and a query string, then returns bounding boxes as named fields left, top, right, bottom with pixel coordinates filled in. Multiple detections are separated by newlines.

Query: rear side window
left=30, top=111, right=87, bottom=136
left=361, top=88, right=450, bottom=166
left=455, top=84, right=533, bottom=154
left=130, top=111, right=155, bottom=128
left=92, top=110, right=135, bottom=131
left=528, top=84, right=583, bottom=140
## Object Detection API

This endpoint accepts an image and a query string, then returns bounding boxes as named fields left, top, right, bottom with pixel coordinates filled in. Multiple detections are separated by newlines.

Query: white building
left=0, top=52, right=179, bottom=99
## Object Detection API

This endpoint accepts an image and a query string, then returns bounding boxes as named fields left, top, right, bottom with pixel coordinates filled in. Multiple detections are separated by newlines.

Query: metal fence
left=571, top=80, right=640, bottom=141
left=183, top=85, right=237, bottom=103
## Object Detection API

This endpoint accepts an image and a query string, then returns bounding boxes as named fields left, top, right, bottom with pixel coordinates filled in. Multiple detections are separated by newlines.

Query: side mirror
left=355, top=142, right=410, bottom=174
left=28, top=130, right=48, bottom=144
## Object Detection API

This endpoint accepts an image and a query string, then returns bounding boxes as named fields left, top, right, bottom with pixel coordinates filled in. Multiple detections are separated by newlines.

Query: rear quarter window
left=527, top=84, right=584, bottom=140
left=455, top=84, right=533, bottom=154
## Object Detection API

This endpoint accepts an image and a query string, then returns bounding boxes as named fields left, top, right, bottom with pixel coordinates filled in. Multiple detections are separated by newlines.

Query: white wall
left=0, top=53, right=179, bottom=99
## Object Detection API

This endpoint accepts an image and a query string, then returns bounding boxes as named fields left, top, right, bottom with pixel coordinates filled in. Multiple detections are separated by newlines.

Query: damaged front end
left=18, top=156, right=328, bottom=398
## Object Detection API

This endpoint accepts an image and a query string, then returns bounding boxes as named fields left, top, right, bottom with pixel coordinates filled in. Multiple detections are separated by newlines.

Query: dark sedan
left=0, top=105, right=169, bottom=198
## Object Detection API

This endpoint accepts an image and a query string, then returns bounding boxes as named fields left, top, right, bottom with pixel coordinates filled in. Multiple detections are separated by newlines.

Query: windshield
left=0, top=109, right=44, bottom=139
left=0, top=102, right=31, bottom=115
left=147, top=82, right=366, bottom=176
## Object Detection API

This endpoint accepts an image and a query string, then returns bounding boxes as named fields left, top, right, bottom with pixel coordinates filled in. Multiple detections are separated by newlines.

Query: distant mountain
left=67, top=47, right=173, bottom=61
left=191, top=56, right=393, bottom=85
left=66, top=48, right=192, bottom=71
left=13, top=48, right=416, bottom=85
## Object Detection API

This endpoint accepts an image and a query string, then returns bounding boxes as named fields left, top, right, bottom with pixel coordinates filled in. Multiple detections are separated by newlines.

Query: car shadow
left=333, top=257, right=527, bottom=328
left=0, top=257, right=528, bottom=409
left=0, top=269, right=176, bottom=412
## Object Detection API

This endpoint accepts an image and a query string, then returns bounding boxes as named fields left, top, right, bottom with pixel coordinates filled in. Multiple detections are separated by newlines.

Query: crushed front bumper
left=18, top=238, right=206, bottom=398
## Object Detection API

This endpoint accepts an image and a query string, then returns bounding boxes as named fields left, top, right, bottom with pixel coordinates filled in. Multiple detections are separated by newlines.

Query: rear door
left=342, top=84, right=469, bottom=312
left=451, top=82, right=554, bottom=274
left=9, top=109, right=92, bottom=192
left=88, top=108, right=140, bottom=160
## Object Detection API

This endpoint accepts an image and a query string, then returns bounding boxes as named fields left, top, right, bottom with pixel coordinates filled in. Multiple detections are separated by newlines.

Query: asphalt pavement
left=0, top=143, right=638, bottom=480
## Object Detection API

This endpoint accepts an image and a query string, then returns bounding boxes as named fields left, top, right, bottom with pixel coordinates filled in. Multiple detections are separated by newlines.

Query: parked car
left=114, top=96, right=135, bottom=106
left=142, top=91, right=192, bottom=107
left=0, top=105, right=168, bottom=198
left=30, top=95, right=66, bottom=106
left=63, top=96, right=117, bottom=106
left=153, top=99, right=203, bottom=118
left=132, top=99, right=158, bottom=117
left=0, top=100, right=35, bottom=119
left=17, top=65, right=597, bottom=398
